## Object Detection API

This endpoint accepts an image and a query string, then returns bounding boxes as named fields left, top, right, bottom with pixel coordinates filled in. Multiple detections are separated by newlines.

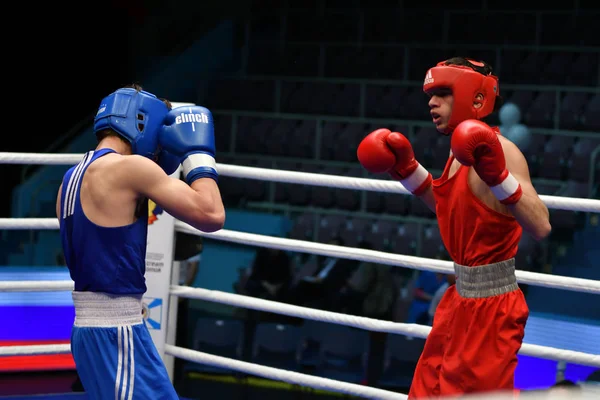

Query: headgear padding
left=94, top=88, right=169, bottom=159
left=423, top=59, right=499, bottom=135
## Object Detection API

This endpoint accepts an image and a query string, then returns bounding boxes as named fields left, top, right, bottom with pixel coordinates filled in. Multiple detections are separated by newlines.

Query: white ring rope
left=2, top=151, right=598, bottom=398
left=0, top=280, right=74, bottom=292
left=1, top=218, right=599, bottom=295
left=0, top=342, right=406, bottom=399
left=2, top=284, right=598, bottom=368
left=0, top=344, right=71, bottom=356
left=168, top=285, right=600, bottom=367
left=175, top=222, right=600, bottom=295
left=164, top=344, right=407, bottom=400
left=1, top=152, right=599, bottom=212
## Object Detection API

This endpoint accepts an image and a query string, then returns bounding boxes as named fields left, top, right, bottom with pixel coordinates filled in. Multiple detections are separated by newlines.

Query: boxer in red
left=357, top=57, right=552, bottom=398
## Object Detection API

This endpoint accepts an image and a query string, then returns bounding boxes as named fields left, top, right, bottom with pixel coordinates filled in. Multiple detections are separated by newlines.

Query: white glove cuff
left=182, top=153, right=217, bottom=177
left=490, top=172, right=520, bottom=201
left=400, top=164, right=430, bottom=193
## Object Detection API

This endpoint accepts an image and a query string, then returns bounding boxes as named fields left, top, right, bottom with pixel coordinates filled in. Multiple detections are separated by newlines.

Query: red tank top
left=432, top=153, right=522, bottom=267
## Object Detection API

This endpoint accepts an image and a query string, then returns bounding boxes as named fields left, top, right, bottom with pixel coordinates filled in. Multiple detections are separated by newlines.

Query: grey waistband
left=72, top=291, right=144, bottom=327
left=454, top=258, right=518, bottom=298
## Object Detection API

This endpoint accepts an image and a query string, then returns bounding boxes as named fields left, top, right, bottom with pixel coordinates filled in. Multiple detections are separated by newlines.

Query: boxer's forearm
left=417, top=185, right=437, bottom=214
left=507, top=192, right=551, bottom=241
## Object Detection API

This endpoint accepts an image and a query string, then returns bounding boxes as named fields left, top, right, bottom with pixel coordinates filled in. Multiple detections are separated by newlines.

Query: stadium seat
left=186, top=317, right=244, bottom=375
left=252, top=322, right=304, bottom=371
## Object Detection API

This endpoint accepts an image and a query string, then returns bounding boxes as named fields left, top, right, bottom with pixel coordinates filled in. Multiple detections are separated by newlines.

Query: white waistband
left=72, top=291, right=144, bottom=327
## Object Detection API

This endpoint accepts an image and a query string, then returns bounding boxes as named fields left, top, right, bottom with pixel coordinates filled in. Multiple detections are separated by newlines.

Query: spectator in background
left=243, top=247, right=293, bottom=303
left=337, top=240, right=396, bottom=321
left=406, top=271, right=446, bottom=325
left=287, top=237, right=360, bottom=311
left=499, top=102, right=532, bottom=153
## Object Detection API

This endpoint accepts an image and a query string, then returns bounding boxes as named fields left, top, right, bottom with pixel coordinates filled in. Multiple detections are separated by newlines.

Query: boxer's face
left=427, top=88, right=453, bottom=133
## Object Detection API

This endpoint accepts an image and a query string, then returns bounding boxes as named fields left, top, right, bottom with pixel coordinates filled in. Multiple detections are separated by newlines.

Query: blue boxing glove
left=157, top=149, right=181, bottom=176
left=158, top=106, right=218, bottom=184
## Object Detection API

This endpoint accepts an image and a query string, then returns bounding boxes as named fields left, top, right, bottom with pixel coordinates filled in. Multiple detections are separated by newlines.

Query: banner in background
left=144, top=198, right=176, bottom=360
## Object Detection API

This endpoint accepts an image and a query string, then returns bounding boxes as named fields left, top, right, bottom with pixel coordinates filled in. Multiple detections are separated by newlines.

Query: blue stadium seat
left=551, top=180, right=590, bottom=231
left=273, top=160, right=300, bottom=204
left=186, top=317, right=244, bottom=375
left=316, top=214, right=346, bottom=243
left=298, top=320, right=330, bottom=370
left=242, top=159, right=271, bottom=202
left=217, top=156, right=245, bottom=205
left=252, top=322, right=304, bottom=372
left=541, top=51, right=574, bottom=85
left=339, top=217, right=371, bottom=248
left=583, top=93, right=600, bottom=131
left=420, top=225, right=447, bottom=259
left=333, top=167, right=363, bottom=211
left=214, top=114, right=232, bottom=153
left=379, top=335, right=425, bottom=389
left=289, top=212, right=317, bottom=241
left=559, top=92, right=591, bottom=130
left=567, top=137, right=600, bottom=183
left=316, top=325, right=369, bottom=383
left=264, top=119, right=296, bottom=156
left=505, top=90, right=535, bottom=118
left=310, top=166, right=344, bottom=209
left=287, top=120, right=318, bottom=158
left=364, top=173, right=392, bottom=214
left=566, top=52, right=599, bottom=87
left=537, top=135, right=575, bottom=180
left=287, top=163, right=319, bottom=206
left=365, top=85, right=411, bottom=119
left=363, top=219, right=396, bottom=252
left=332, top=122, right=367, bottom=162
left=391, top=222, right=420, bottom=257
left=525, top=91, right=556, bottom=128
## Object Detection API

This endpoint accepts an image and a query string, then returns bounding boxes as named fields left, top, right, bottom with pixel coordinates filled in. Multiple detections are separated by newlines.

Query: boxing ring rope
left=1, top=218, right=599, bottom=295
left=1, top=219, right=600, bottom=367
left=1, top=152, right=599, bottom=212
left=2, top=151, right=600, bottom=399
left=1, top=280, right=599, bottom=368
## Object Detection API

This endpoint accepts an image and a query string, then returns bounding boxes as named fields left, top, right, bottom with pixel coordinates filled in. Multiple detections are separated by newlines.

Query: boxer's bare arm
left=56, top=183, right=63, bottom=220
left=499, top=137, right=551, bottom=241
left=416, top=185, right=437, bottom=214
left=122, top=155, right=225, bottom=232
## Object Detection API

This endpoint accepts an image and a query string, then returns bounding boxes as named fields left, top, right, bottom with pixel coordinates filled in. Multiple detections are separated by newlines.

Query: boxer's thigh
left=71, top=325, right=122, bottom=400
left=439, top=289, right=529, bottom=395
left=130, top=323, right=179, bottom=400
left=409, top=286, right=458, bottom=399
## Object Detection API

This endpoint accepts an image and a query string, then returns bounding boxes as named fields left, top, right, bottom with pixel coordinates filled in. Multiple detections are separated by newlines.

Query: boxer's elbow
left=531, top=219, right=551, bottom=241
left=196, top=209, right=225, bottom=233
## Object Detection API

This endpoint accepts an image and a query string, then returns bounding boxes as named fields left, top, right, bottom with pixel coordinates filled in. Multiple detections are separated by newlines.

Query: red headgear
left=423, top=59, right=499, bottom=135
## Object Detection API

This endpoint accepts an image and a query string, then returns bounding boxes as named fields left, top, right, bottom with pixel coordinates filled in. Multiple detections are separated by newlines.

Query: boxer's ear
left=474, top=93, right=484, bottom=109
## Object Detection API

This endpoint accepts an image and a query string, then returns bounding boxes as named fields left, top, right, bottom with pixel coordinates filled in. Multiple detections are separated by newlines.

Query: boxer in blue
left=56, top=84, right=225, bottom=399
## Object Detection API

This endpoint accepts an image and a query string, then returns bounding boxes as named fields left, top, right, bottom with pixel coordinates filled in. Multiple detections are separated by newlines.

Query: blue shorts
left=71, top=292, right=179, bottom=400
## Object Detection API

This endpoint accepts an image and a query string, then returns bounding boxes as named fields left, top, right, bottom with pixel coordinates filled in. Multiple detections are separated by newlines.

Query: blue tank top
left=59, top=149, right=148, bottom=294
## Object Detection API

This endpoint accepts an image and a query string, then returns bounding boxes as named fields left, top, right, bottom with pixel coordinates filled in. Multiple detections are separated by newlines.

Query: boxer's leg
left=439, top=261, right=529, bottom=396
left=129, top=323, right=179, bottom=399
left=408, top=286, right=457, bottom=399
left=71, top=325, right=124, bottom=400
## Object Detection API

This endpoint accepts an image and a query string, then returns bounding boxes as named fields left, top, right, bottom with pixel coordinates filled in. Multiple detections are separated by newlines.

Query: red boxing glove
left=357, top=128, right=432, bottom=195
left=451, top=120, right=523, bottom=205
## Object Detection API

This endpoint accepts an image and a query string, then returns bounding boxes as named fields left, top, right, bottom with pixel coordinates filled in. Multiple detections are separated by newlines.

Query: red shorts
left=408, top=284, right=529, bottom=399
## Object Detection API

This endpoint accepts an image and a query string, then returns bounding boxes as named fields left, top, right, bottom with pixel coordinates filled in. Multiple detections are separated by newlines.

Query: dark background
left=3, top=0, right=247, bottom=216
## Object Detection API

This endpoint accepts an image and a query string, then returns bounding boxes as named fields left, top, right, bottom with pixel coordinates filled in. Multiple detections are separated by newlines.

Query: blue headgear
left=94, top=88, right=169, bottom=159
